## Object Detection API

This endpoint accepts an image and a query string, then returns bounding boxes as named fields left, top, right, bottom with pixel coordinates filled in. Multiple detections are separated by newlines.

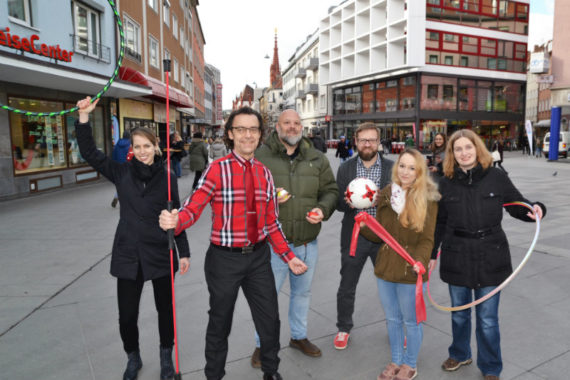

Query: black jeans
left=192, top=170, right=203, bottom=189
left=336, top=235, right=380, bottom=333
left=204, top=243, right=280, bottom=379
left=117, top=267, right=174, bottom=353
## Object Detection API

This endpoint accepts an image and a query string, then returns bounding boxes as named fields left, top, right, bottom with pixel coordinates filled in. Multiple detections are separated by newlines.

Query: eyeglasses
left=357, top=138, right=379, bottom=145
left=231, top=126, right=260, bottom=135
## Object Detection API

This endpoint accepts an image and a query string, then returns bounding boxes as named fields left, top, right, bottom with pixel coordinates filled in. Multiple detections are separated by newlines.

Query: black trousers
left=192, top=170, right=203, bottom=189
left=117, top=267, right=174, bottom=353
left=204, top=243, right=280, bottom=379
left=336, top=235, right=380, bottom=333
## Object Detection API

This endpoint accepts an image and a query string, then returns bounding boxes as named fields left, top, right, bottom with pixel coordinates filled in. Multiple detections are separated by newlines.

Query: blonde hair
left=443, top=129, right=492, bottom=178
left=391, top=148, right=441, bottom=232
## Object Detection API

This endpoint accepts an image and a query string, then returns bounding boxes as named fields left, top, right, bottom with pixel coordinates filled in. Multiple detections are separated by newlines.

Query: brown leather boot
left=289, top=338, right=322, bottom=357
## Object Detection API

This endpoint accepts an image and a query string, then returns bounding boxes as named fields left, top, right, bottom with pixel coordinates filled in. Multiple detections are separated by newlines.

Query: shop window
left=9, top=97, right=104, bottom=174
left=334, top=89, right=345, bottom=115
left=345, top=87, right=362, bottom=114
left=73, top=2, right=101, bottom=58
left=149, top=36, right=159, bottom=68
left=124, top=15, right=142, bottom=62
left=362, top=84, right=375, bottom=113
left=401, top=97, right=415, bottom=110
left=8, top=0, right=32, bottom=25
left=427, top=85, right=438, bottom=100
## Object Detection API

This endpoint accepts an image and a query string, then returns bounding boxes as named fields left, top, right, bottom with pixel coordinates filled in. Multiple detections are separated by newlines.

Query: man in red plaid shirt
left=159, top=107, right=307, bottom=380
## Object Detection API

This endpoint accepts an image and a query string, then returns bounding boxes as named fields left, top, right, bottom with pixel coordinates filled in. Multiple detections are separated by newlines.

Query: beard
left=277, top=129, right=303, bottom=146
left=358, top=148, right=377, bottom=161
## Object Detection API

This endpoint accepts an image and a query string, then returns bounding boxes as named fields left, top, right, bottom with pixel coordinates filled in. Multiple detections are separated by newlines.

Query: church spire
left=270, top=28, right=283, bottom=89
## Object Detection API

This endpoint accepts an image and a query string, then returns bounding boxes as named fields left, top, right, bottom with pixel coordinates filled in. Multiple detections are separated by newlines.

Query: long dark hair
left=223, top=107, right=265, bottom=150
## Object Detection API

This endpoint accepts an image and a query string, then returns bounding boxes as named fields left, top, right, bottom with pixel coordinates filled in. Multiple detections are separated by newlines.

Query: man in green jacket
left=250, top=109, right=338, bottom=366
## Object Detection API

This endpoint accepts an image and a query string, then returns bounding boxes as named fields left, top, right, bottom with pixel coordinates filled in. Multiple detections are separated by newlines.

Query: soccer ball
left=346, top=178, right=379, bottom=209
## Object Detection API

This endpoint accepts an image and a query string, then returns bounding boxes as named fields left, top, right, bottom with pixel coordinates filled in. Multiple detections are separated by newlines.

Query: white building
left=319, top=0, right=529, bottom=148
left=282, top=29, right=327, bottom=136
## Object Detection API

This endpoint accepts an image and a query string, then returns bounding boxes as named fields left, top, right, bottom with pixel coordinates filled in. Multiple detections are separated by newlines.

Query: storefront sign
left=0, top=27, right=74, bottom=63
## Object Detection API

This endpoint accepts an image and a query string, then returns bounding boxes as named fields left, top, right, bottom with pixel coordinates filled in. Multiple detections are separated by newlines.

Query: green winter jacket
left=255, top=131, right=338, bottom=246
left=188, top=141, right=208, bottom=171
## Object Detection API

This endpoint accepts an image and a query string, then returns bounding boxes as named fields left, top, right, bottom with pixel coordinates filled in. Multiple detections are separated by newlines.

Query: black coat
left=76, top=121, right=190, bottom=281
left=336, top=154, right=394, bottom=254
left=311, top=136, right=327, bottom=153
left=432, top=164, right=546, bottom=289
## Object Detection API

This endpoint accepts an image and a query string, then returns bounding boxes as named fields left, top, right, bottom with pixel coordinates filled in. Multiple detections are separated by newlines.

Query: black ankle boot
left=123, top=351, right=142, bottom=380
left=160, top=346, right=175, bottom=380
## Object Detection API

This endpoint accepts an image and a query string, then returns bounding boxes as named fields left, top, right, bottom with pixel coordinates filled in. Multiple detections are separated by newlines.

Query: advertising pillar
left=548, top=106, right=561, bottom=161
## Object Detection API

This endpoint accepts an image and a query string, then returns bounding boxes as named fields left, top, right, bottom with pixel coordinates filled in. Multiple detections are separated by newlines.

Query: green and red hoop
left=0, top=0, right=124, bottom=117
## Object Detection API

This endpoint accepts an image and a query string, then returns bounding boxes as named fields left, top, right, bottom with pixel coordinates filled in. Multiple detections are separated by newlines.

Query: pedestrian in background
left=310, top=129, right=327, bottom=153
left=251, top=109, right=338, bottom=366
left=188, top=131, right=208, bottom=190
left=491, top=136, right=507, bottom=174
left=428, top=132, right=446, bottom=181
left=432, top=129, right=545, bottom=380
left=359, top=148, right=439, bottom=380
left=75, top=97, right=190, bottom=380
left=209, top=135, right=228, bottom=161
left=534, top=135, right=543, bottom=158
left=334, top=122, right=393, bottom=350
left=111, top=129, right=131, bottom=208
left=159, top=107, right=307, bottom=380
left=170, top=131, right=186, bottom=178
left=336, top=135, right=351, bottom=162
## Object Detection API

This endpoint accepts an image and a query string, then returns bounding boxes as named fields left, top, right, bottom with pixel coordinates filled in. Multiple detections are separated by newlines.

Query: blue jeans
left=376, top=278, right=426, bottom=368
left=173, top=159, right=181, bottom=177
left=255, top=239, right=319, bottom=346
left=448, top=285, right=502, bottom=377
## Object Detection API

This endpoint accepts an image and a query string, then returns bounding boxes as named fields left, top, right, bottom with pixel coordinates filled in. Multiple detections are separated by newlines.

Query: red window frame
left=514, top=42, right=527, bottom=61
left=427, top=0, right=529, bottom=20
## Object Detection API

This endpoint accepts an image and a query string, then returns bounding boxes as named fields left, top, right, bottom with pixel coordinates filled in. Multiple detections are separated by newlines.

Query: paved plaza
left=1, top=151, right=569, bottom=380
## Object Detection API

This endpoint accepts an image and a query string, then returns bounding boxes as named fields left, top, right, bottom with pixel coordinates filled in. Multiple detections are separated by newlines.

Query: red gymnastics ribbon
left=350, top=211, right=427, bottom=324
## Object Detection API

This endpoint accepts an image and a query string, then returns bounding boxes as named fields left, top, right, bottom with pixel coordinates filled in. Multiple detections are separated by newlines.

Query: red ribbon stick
left=350, top=211, right=427, bottom=324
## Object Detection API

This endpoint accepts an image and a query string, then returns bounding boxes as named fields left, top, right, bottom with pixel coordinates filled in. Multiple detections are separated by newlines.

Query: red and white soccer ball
left=346, top=178, right=379, bottom=209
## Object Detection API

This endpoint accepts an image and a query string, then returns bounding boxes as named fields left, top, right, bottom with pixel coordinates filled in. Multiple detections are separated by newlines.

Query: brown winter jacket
left=360, top=185, right=438, bottom=284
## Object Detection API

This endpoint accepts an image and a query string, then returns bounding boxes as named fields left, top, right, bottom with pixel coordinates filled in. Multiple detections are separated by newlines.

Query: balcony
left=295, top=68, right=307, bottom=78
left=296, top=90, right=306, bottom=99
left=306, top=57, right=319, bottom=71
left=305, top=83, right=318, bottom=95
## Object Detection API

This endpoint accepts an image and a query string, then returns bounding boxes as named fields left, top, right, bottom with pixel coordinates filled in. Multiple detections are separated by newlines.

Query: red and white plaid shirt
left=175, top=151, right=295, bottom=263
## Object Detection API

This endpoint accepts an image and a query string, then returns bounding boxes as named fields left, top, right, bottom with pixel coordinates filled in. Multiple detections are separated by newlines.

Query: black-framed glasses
left=231, top=126, right=261, bottom=135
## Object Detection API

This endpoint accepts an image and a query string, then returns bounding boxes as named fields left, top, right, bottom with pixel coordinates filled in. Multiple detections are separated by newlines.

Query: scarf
left=390, top=183, right=406, bottom=215
left=131, top=156, right=163, bottom=183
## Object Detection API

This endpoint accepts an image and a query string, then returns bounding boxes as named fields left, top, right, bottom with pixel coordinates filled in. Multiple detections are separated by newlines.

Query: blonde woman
left=431, top=129, right=544, bottom=380
left=360, top=148, right=440, bottom=380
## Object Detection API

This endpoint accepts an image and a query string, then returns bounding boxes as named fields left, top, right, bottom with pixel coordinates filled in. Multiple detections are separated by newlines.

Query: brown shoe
left=441, top=357, right=473, bottom=371
left=377, top=363, right=400, bottom=380
left=289, top=338, right=322, bottom=357
left=251, top=347, right=261, bottom=368
left=484, top=376, right=500, bottom=380
left=393, top=364, right=417, bottom=380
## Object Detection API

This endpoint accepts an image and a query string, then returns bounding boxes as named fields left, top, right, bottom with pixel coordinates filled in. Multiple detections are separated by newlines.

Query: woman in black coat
left=75, top=97, right=190, bottom=380
left=429, top=129, right=544, bottom=380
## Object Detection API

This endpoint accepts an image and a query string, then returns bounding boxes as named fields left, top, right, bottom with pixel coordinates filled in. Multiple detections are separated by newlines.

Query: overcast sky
left=199, top=0, right=554, bottom=110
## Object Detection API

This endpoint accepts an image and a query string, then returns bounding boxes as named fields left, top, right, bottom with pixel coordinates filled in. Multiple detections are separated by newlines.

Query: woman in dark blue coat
left=75, top=97, right=190, bottom=380
left=430, top=129, right=544, bottom=380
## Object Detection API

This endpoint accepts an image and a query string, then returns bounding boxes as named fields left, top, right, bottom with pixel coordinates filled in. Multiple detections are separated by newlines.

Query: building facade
left=319, top=0, right=529, bottom=150
left=550, top=0, right=570, bottom=132
left=1, top=0, right=207, bottom=199
left=282, top=29, right=327, bottom=136
left=526, top=41, right=552, bottom=140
